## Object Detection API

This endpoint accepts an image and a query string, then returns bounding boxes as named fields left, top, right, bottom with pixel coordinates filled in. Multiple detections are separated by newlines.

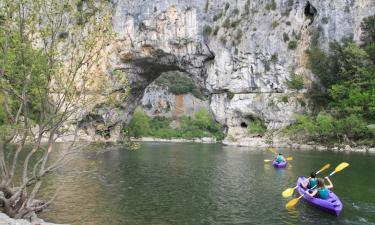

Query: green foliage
left=223, top=18, right=231, bottom=29
left=292, top=15, right=375, bottom=145
left=126, top=108, right=150, bottom=137
left=213, top=26, right=220, bottom=36
left=154, top=72, right=196, bottom=95
left=203, top=25, right=212, bottom=36
left=231, top=20, right=241, bottom=28
left=365, top=43, right=375, bottom=63
left=248, top=118, right=267, bottom=136
left=235, top=29, right=243, bottom=42
left=288, top=40, right=298, bottom=49
left=265, top=0, right=276, bottom=11
left=271, top=21, right=279, bottom=29
left=126, top=109, right=224, bottom=141
left=286, top=113, right=371, bottom=143
left=283, top=33, right=290, bottom=42
left=285, top=73, right=304, bottom=90
left=213, top=11, right=223, bottom=21
left=360, top=15, right=375, bottom=45
left=281, top=95, right=289, bottom=103
left=0, top=29, right=49, bottom=124
left=227, top=91, right=235, bottom=100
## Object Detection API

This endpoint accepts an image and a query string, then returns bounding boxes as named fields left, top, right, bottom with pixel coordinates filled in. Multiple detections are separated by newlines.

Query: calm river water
left=40, top=142, right=375, bottom=225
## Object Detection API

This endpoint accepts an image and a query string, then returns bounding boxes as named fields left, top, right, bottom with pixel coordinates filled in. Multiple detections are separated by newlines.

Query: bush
left=127, top=108, right=150, bottom=137
left=360, top=15, right=375, bottom=45
left=281, top=95, right=289, bottom=103
left=286, top=113, right=372, bottom=143
left=283, top=33, right=289, bottom=42
left=265, top=0, right=276, bottom=11
left=213, top=26, right=219, bottom=36
left=272, top=21, right=279, bottom=28
left=154, top=71, right=195, bottom=95
left=288, top=40, right=298, bottom=49
left=203, top=25, right=212, bottom=36
left=127, top=109, right=224, bottom=141
left=285, top=73, right=304, bottom=90
left=213, top=11, right=223, bottom=21
left=223, top=18, right=231, bottom=29
left=248, top=118, right=267, bottom=135
left=235, top=29, right=243, bottom=42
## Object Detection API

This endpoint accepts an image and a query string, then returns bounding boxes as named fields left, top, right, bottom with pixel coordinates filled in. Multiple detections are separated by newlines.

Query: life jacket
left=276, top=155, right=284, bottom=162
left=309, top=178, right=317, bottom=189
left=318, top=188, right=329, bottom=199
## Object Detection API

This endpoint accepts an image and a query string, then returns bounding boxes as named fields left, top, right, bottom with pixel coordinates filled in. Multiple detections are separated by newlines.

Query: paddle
left=285, top=162, right=349, bottom=209
left=264, top=157, right=293, bottom=162
left=282, top=163, right=330, bottom=198
left=267, top=147, right=276, bottom=154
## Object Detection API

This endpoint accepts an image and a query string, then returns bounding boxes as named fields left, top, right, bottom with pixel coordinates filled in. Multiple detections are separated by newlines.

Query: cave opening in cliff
left=240, top=122, right=248, bottom=128
left=304, top=1, right=317, bottom=24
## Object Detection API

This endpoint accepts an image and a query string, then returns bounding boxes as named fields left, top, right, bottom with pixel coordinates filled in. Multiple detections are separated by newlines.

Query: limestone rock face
left=81, top=0, right=375, bottom=141
left=141, top=84, right=209, bottom=118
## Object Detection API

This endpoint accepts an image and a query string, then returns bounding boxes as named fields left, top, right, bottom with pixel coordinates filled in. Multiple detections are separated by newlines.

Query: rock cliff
left=79, top=0, right=375, bottom=142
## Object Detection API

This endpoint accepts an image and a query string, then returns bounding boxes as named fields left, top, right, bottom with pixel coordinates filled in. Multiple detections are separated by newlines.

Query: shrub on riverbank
left=126, top=108, right=224, bottom=141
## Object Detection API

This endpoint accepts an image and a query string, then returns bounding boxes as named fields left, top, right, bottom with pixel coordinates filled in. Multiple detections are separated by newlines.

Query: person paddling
left=275, top=153, right=286, bottom=163
left=308, top=177, right=333, bottom=199
left=302, top=172, right=318, bottom=189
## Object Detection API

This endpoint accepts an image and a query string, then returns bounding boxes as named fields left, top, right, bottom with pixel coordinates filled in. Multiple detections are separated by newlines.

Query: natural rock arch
left=80, top=6, right=214, bottom=141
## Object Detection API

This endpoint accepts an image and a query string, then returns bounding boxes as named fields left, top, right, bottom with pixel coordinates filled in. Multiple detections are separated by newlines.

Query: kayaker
left=308, top=177, right=333, bottom=199
left=275, top=153, right=286, bottom=163
left=302, top=172, right=318, bottom=189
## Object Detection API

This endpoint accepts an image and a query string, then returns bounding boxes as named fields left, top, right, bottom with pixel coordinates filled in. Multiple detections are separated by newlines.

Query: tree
left=126, top=108, right=150, bottom=137
left=0, top=0, right=114, bottom=219
left=361, top=15, right=375, bottom=45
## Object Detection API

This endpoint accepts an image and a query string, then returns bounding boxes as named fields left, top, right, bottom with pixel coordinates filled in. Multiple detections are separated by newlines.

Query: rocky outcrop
left=79, top=0, right=375, bottom=142
left=141, top=83, right=209, bottom=118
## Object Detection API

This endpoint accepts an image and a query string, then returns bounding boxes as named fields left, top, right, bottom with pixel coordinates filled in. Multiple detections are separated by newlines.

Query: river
left=40, top=142, right=375, bottom=225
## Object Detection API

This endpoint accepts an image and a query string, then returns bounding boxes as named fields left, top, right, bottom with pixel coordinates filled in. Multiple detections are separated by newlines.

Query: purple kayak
left=296, top=177, right=343, bottom=216
left=272, top=160, right=287, bottom=168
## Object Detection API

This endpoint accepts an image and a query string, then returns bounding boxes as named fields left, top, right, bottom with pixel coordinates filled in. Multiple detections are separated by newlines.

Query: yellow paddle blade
left=267, top=147, right=276, bottom=154
left=282, top=187, right=296, bottom=198
left=335, top=162, right=349, bottom=173
left=317, top=163, right=330, bottom=174
left=286, top=157, right=293, bottom=161
left=285, top=195, right=303, bottom=208
left=264, top=159, right=272, bottom=162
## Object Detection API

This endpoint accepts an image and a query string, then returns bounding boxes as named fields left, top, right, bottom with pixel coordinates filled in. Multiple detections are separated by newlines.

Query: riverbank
left=0, top=212, right=68, bottom=225
left=130, top=136, right=217, bottom=144
left=52, top=131, right=375, bottom=154
left=222, top=137, right=375, bottom=154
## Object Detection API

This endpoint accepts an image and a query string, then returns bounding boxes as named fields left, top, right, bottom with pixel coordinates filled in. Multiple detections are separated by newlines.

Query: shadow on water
left=39, top=142, right=375, bottom=225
